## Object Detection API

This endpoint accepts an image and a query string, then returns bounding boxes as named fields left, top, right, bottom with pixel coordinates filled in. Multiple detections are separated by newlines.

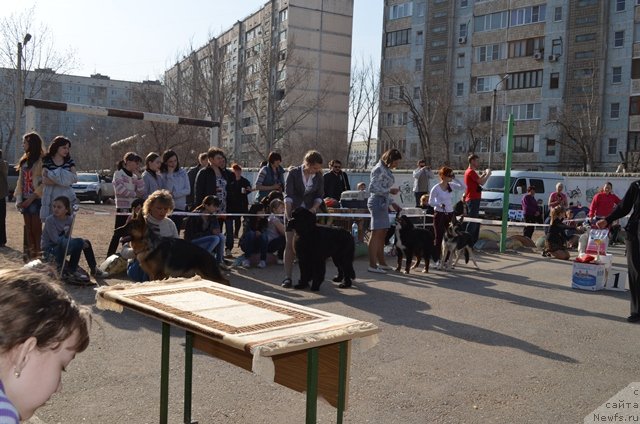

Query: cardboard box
left=571, top=262, right=606, bottom=291
left=605, top=267, right=628, bottom=291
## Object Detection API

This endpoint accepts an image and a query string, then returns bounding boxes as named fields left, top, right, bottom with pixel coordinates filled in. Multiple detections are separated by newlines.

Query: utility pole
left=14, top=33, right=31, bottom=162
left=489, top=74, right=509, bottom=170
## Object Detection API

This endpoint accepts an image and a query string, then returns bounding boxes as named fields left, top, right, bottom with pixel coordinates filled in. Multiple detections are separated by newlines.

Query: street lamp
left=489, top=73, right=510, bottom=169
left=14, top=33, right=32, bottom=161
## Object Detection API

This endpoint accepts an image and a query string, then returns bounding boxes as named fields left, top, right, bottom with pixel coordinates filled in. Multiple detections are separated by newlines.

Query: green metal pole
left=160, top=322, right=171, bottom=424
left=184, top=331, right=194, bottom=424
left=306, top=348, right=319, bottom=424
left=336, top=342, right=348, bottom=424
left=500, top=114, right=515, bottom=253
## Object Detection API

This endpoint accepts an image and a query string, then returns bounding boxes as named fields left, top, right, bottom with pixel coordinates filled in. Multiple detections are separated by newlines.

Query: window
left=413, top=87, right=421, bottom=99
left=513, top=135, right=535, bottom=153
left=575, top=50, right=595, bottom=59
left=611, top=103, right=620, bottom=119
left=460, top=0, right=468, bottom=6
left=576, top=15, right=597, bottom=25
left=416, top=30, right=424, bottom=45
left=616, top=0, right=625, bottom=12
left=432, top=40, right=446, bottom=47
left=608, top=138, right=618, bottom=155
left=386, top=29, right=410, bottom=47
left=510, top=5, right=546, bottom=26
left=630, top=96, right=640, bottom=115
left=613, top=66, right=622, bottom=83
left=476, top=76, right=499, bottom=93
left=457, top=53, right=465, bottom=68
left=575, top=33, right=596, bottom=42
left=415, top=58, right=423, bottom=71
left=432, top=25, right=446, bottom=33
left=480, top=106, right=492, bottom=122
left=505, top=103, right=541, bottom=120
left=551, top=38, right=562, bottom=55
left=474, top=11, right=509, bottom=32
left=476, top=44, right=502, bottom=62
left=456, top=83, right=464, bottom=97
left=279, top=8, right=288, bottom=22
left=574, top=68, right=594, bottom=78
left=430, top=55, right=446, bottom=63
left=550, top=73, right=559, bottom=89
left=506, top=70, right=544, bottom=90
left=389, top=2, right=413, bottom=19
left=459, top=23, right=468, bottom=37
left=508, top=37, right=544, bottom=58
left=554, top=7, right=562, bottom=21
left=279, top=29, right=287, bottom=43
left=546, top=139, right=556, bottom=156
left=614, top=31, right=624, bottom=47
left=388, top=86, right=397, bottom=100
left=578, top=0, right=597, bottom=5
left=417, top=2, right=425, bottom=17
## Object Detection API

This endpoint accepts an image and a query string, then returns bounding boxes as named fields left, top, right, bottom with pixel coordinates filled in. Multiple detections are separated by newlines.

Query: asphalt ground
left=0, top=205, right=637, bottom=424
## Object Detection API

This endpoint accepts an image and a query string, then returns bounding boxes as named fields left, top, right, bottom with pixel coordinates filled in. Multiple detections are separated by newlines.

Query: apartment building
left=380, top=0, right=638, bottom=172
left=349, top=138, right=378, bottom=169
left=165, top=0, right=354, bottom=167
left=0, top=67, right=162, bottom=163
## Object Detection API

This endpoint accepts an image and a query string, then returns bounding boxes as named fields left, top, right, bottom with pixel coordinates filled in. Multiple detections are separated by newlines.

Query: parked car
left=72, top=172, right=115, bottom=204
left=7, top=164, right=18, bottom=201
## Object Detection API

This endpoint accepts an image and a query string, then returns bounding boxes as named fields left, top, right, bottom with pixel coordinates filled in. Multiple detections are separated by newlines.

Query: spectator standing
left=0, top=150, right=7, bottom=247
left=281, top=150, right=324, bottom=288
left=590, top=182, right=622, bottom=244
left=463, top=154, right=491, bottom=244
left=412, top=159, right=430, bottom=207
left=39, top=136, right=77, bottom=222
left=15, top=132, right=45, bottom=260
left=142, top=152, right=164, bottom=198
left=597, top=179, right=640, bottom=322
left=429, top=166, right=466, bottom=265
left=227, top=163, right=252, bottom=239
left=194, top=148, right=235, bottom=257
left=367, top=149, right=402, bottom=274
left=106, top=152, right=144, bottom=256
left=323, top=159, right=351, bottom=202
left=161, top=150, right=190, bottom=233
left=254, top=151, right=285, bottom=202
left=186, top=152, right=208, bottom=210
left=521, top=186, right=541, bottom=239
left=548, top=182, right=569, bottom=210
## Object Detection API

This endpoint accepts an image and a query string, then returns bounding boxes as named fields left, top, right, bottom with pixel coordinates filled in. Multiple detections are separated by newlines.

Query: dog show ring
left=96, top=278, right=379, bottom=424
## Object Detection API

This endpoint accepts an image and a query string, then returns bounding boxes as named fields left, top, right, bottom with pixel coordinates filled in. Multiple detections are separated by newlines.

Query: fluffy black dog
left=394, top=214, right=436, bottom=274
left=286, top=207, right=356, bottom=290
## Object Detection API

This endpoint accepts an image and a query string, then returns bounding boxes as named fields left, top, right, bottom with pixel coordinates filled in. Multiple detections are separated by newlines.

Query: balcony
left=632, top=79, right=640, bottom=95
left=636, top=5, right=640, bottom=22
left=634, top=42, right=640, bottom=58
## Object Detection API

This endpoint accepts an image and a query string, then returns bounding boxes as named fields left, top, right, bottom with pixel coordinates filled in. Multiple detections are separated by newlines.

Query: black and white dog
left=439, top=216, right=479, bottom=270
left=286, top=207, right=356, bottom=290
left=394, top=214, right=435, bottom=274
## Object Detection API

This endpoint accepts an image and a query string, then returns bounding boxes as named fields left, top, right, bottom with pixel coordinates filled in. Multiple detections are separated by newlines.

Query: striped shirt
left=0, top=380, right=19, bottom=424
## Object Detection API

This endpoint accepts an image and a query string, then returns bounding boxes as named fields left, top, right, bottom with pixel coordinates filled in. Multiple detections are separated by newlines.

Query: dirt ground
left=2, top=204, right=639, bottom=424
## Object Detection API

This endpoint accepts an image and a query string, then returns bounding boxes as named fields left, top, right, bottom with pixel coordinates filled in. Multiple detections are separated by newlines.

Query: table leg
left=184, top=331, right=194, bottom=424
left=160, top=322, right=170, bottom=424
left=337, top=341, right=348, bottom=424
left=306, top=347, right=319, bottom=424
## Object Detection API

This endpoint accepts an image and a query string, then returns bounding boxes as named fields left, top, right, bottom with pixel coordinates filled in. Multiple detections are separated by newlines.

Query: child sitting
left=239, top=203, right=269, bottom=268
left=127, top=189, right=178, bottom=281
left=41, top=196, right=104, bottom=283
left=543, top=206, right=571, bottom=260
left=266, top=199, right=286, bottom=264
left=184, top=195, right=226, bottom=267
left=0, top=268, right=91, bottom=423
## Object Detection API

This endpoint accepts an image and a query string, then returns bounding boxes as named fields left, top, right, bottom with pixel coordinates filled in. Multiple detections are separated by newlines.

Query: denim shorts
left=367, top=195, right=391, bottom=230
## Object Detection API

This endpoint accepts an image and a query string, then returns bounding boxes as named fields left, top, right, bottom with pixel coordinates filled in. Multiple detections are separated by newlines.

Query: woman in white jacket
left=39, top=136, right=77, bottom=222
left=161, top=149, right=190, bottom=233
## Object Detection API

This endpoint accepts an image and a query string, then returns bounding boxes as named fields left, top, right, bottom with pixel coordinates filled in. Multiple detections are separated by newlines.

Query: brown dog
left=117, top=212, right=229, bottom=284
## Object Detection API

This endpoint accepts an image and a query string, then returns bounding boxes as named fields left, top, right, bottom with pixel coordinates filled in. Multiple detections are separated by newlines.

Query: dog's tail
left=464, top=248, right=470, bottom=264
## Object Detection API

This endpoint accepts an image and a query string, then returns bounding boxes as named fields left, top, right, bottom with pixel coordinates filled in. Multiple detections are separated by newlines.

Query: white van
left=479, top=171, right=564, bottom=219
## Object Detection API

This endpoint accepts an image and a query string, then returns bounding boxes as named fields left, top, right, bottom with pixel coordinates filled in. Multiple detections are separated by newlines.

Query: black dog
left=439, top=215, right=479, bottom=271
left=286, top=207, right=356, bottom=290
left=394, top=214, right=435, bottom=274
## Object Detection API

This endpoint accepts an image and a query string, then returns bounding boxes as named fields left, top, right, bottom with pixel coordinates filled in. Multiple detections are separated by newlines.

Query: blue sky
left=3, top=0, right=383, bottom=82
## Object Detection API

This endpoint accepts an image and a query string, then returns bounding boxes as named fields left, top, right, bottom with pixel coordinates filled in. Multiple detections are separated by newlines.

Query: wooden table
left=96, top=279, right=379, bottom=424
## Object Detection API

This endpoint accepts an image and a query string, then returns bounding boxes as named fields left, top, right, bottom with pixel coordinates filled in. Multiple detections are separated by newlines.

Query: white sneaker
left=367, top=266, right=386, bottom=274
left=258, top=260, right=266, bottom=268
left=92, top=268, right=108, bottom=278
left=276, top=259, right=284, bottom=265
left=242, top=259, right=251, bottom=268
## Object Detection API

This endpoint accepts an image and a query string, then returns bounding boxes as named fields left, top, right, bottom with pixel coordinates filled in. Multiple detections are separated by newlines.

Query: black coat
left=227, top=176, right=252, bottom=213
left=323, top=171, right=350, bottom=200
left=193, top=166, right=234, bottom=208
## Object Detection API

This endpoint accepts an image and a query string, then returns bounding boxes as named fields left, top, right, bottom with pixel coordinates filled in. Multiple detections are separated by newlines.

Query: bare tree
left=0, top=6, right=76, bottom=156
left=346, top=57, right=369, bottom=167
left=358, top=60, right=379, bottom=169
left=546, top=66, right=602, bottom=171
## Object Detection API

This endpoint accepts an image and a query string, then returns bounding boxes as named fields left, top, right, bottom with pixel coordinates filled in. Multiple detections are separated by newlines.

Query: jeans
left=241, top=230, right=268, bottom=261
left=127, top=259, right=149, bottom=282
left=219, top=217, right=235, bottom=250
left=192, top=234, right=225, bottom=263
left=45, top=237, right=97, bottom=273
left=465, top=198, right=481, bottom=244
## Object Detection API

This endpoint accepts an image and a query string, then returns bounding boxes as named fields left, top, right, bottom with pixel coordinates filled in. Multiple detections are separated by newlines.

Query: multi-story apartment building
left=165, top=0, right=354, bottom=167
left=380, top=0, right=639, bottom=172
left=0, top=67, right=162, bottom=164
left=349, top=138, right=378, bottom=169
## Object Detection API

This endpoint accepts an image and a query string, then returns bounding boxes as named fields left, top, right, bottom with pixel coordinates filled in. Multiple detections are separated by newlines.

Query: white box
left=571, top=262, right=606, bottom=291
left=605, top=267, right=628, bottom=291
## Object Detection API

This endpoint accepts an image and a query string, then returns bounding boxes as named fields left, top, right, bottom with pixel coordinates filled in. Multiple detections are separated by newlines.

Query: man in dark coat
left=323, top=159, right=350, bottom=201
